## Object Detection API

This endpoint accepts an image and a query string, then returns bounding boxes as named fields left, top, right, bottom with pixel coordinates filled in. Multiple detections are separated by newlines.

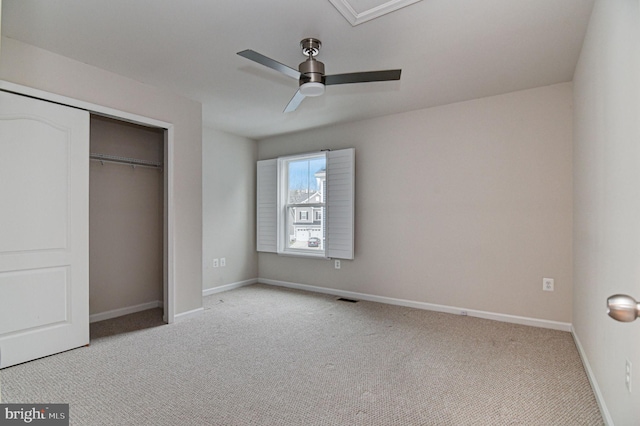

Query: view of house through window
left=282, top=153, right=326, bottom=254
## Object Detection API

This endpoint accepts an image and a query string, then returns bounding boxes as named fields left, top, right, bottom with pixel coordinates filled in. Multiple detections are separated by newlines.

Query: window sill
left=277, top=250, right=327, bottom=259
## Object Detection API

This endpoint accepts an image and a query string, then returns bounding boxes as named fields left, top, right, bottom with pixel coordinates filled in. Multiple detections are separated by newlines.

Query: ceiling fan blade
left=325, top=69, right=402, bottom=86
left=237, top=49, right=300, bottom=80
left=284, top=90, right=306, bottom=113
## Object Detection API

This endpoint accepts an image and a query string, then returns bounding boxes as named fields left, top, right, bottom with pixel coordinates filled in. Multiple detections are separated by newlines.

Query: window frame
left=277, top=152, right=327, bottom=258
left=256, top=148, right=354, bottom=260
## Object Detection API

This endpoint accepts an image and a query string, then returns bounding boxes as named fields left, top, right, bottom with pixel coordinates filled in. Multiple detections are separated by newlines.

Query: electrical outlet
left=213, top=258, right=219, bottom=268
left=335, top=260, right=341, bottom=269
left=626, top=359, right=632, bottom=393
left=543, top=278, right=554, bottom=292
left=220, top=258, right=226, bottom=267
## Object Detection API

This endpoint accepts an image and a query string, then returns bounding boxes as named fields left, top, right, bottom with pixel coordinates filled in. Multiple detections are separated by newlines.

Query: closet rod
left=90, top=153, right=163, bottom=169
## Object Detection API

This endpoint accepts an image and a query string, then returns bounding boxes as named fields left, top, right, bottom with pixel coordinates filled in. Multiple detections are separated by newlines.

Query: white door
left=0, top=91, right=90, bottom=368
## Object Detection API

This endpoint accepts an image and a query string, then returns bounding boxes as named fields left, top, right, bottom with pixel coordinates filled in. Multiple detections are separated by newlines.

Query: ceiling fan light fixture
left=299, top=81, right=325, bottom=97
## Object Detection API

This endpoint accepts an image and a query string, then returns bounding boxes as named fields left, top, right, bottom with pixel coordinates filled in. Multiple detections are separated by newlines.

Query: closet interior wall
left=89, top=115, right=164, bottom=320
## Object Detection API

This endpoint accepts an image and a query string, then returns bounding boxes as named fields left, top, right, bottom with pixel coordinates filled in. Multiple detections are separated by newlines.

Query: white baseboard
left=572, top=327, right=613, bottom=425
left=174, top=307, right=204, bottom=323
left=258, top=278, right=572, bottom=332
left=173, top=279, right=258, bottom=323
left=90, top=300, right=163, bottom=323
left=203, top=278, right=258, bottom=297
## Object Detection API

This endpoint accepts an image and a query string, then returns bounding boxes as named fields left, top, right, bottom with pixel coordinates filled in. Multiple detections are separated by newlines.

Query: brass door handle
left=607, top=294, right=640, bottom=322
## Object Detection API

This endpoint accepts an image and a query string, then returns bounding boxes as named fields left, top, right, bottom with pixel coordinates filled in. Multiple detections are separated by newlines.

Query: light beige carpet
left=0, top=284, right=603, bottom=425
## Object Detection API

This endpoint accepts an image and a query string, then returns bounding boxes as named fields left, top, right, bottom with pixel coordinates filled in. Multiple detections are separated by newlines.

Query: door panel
left=0, top=90, right=89, bottom=368
left=0, top=267, right=69, bottom=335
left=0, top=117, right=69, bottom=252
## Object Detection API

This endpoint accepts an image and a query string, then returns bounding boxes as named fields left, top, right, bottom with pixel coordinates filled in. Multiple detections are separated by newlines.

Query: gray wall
left=89, top=116, right=164, bottom=316
left=573, top=0, right=640, bottom=423
left=0, top=36, right=204, bottom=316
left=203, top=127, right=258, bottom=291
left=259, top=83, right=574, bottom=323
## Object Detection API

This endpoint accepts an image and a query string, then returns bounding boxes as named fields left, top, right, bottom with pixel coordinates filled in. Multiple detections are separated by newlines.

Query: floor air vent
left=337, top=297, right=358, bottom=303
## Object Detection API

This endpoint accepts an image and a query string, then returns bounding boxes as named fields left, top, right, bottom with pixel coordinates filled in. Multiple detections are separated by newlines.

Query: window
left=256, top=148, right=354, bottom=259
left=282, top=153, right=326, bottom=254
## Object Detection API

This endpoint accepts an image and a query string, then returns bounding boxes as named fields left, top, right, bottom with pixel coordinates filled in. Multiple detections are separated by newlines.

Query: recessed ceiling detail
left=329, top=0, right=423, bottom=26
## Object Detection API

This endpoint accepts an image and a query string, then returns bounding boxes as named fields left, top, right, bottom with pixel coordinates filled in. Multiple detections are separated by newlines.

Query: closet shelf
left=90, top=153, right=163, bottom=169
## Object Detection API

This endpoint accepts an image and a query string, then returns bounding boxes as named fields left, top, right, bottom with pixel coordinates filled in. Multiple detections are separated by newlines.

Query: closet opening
left=88, top=115, right=167, bottom=337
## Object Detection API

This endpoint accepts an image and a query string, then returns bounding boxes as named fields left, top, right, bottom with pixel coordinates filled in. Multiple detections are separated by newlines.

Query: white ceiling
left=1, top=0, right=594, bottom=140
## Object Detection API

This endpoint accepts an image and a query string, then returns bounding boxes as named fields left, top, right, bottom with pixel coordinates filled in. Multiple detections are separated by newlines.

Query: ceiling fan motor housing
left=299, top=37, right=325, bottom=90
left=299, top=58, right=325, bottom=84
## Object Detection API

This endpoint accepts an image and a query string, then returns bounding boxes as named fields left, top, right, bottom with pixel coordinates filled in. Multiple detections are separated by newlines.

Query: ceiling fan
left=237, top=38, right=402, bottom=113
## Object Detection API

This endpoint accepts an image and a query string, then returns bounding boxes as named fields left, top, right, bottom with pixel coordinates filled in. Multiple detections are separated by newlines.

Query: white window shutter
left=256, top=159, right=277, bottom=253
left=326, top=148, right=355, bottom=260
